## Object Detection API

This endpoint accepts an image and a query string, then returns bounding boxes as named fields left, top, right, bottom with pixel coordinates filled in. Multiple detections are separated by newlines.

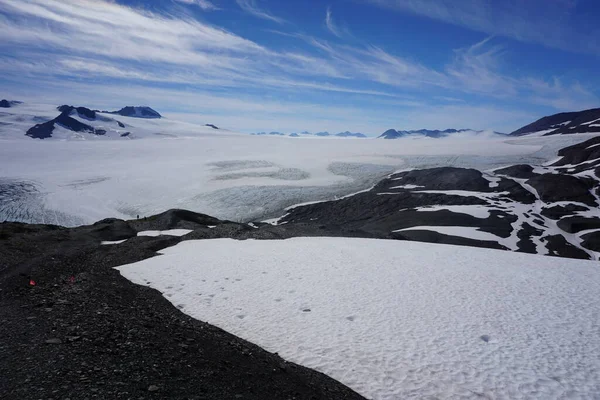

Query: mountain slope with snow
left=274, top=136, right=600, bottom=260
left=510, top=107, right=600, bottom=136
left=104, top=106, right=162, bottom=119
left=0, top=102, right=236, bottom=140
left=117, top=237, right=600, bottom=400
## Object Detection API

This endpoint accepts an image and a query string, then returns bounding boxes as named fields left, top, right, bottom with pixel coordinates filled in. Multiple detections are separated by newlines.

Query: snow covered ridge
left=273, top=136, right=600, bottom=260
left=0, top=102, right=232, bottom=140
left=117, top=237, right=600, bottom=399
left=510, top=107, right=600, bottom=136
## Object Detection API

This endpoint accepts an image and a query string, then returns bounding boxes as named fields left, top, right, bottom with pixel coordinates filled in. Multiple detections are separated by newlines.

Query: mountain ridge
left=510, top=107, right=600, bottom=136
left=378, top=128, right=505, bottom=139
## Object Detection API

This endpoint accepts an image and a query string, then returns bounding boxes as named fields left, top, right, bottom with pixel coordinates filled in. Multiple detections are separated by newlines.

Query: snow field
left=117, top=237, right=600, bottom=400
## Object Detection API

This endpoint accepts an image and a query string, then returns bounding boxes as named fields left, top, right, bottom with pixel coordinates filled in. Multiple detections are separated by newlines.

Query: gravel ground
left=0, top=215, right=365, bottom=400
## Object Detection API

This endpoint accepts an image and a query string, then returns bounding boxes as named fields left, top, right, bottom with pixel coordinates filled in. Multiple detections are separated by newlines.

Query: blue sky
left=1, top=0, right=599, bottom=135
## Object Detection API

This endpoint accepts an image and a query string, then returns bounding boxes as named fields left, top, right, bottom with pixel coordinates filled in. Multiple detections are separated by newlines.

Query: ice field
left=0, top=103, right=598, bottom=226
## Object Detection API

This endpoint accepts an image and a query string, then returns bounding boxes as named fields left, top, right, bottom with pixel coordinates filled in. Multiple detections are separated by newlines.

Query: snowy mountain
left=0, top=99, right=22, bottom=108
left=251, top=131, right=286, bottom=136
left=26, top=105, right=115, bottom=139
left=510, top=107, right=600, bottom=136
left=104, top=106, right=162, bottom=119
left=379, top=128, right=504, bottom=139
left=0, top=102, right=238, bottom=140
left=334, top=131, right=367, bottom=138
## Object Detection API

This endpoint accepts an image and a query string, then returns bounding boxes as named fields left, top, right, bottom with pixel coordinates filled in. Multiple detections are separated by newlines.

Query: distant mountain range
left=378, top=128, right=506, bottom=139
left=509, top=107, right=600, bottom=136
left=251, top=131, right=367, bottom=138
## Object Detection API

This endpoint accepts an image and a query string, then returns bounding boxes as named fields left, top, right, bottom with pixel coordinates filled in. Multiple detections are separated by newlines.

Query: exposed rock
left=510, top=107, right=600, bottom=136
left=581, top=231, right=600, bottom=252
left=494, top=164, right=538, bottom=179
left=392, top=229, right=508, bottom=250
left=393, top=167, right=492, bottom=192
left=545, top=235, right=591, bottom=259
left=541, top=204, right=588, bottom=220
left=526, top=174, right=597, bottom=206
left=557, top=217, right=600, bottom=234
left=108, top=106, right=161, bottom=119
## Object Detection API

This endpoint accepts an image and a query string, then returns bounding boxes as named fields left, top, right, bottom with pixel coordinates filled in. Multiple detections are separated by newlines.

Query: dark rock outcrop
left=510, top=107, right=600, bottom=136
left=26, top=106, right=112, bottom=139
left=494, top=164, right=538, bottom=179
left=541, top=204, right=589, bottom=220
left=557, top=217, right=600, bottom=234
left=526, top=174, right=597, bottom=206
left=107, top=106, right=161, bottom=119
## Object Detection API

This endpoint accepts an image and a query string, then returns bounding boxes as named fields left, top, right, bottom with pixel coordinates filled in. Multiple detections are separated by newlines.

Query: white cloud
left=0, top=0, right=596, bottom=135
left=359, top=0, right=600, bottom=55
left=235, top=0, right=284, bottom=24
left=325, top=7, right=342, bottom=38
left=174, top=0, right=219, bottom=10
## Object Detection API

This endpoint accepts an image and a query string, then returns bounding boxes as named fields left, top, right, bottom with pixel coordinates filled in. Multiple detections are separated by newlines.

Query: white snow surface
left=137, top=229, right=193, bottom=237
left=100, top=239, right=127, bottom=245
left=116, top=237, right=600, bottom=400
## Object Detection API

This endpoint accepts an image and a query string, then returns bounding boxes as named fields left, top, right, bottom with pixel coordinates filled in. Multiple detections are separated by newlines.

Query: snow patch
left=117, top=238, right=600, bottom=400
left=137, top=229, right=193, bottom=237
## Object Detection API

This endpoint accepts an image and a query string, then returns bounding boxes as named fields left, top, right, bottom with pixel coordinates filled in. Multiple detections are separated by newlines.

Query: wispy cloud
left=360, top=0, right=600, bottom=55
left=0, top=0, right=596, bottom=134
left=235, top=0, right=284, bottom=24
left=174, top=0, right=220, bottom=11
left=325, top=7, right=342, bottom=38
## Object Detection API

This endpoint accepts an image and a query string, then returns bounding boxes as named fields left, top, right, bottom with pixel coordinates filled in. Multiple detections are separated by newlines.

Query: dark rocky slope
left=26, top=105, right=126, bottom=139
left=273, top=136, right=600, bottom=260
left=0, top=211, right=364, bottom=400
left=105, top=106, right=162, bottom=119
left=510, top=107, right=600, bottom=136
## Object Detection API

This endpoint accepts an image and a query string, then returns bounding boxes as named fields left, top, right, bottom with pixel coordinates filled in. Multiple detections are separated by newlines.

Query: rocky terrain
left=273, top=136, right=600, bottom=260
left=0, top=210, right=365, bottom=400
left=510, top=107, right=600, bottom=136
